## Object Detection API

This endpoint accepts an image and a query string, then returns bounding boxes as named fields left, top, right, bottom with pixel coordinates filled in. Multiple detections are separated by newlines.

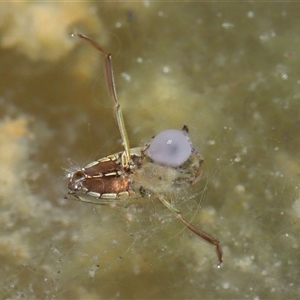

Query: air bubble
left=145, top=129, right=192, bottom=167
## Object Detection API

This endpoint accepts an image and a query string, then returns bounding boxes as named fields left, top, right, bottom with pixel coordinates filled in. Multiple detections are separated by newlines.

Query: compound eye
left=145, top=129, right=192, bottom=167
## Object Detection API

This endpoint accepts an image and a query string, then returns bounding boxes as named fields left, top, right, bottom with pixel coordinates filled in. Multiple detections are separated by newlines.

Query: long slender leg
left=72, top=33, right=131, bottom=166
left=158, top=196, right=223, bottom=265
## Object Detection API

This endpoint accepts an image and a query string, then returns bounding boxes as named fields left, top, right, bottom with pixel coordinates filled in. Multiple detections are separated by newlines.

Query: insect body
left=67, top=34, right=223, bottom=265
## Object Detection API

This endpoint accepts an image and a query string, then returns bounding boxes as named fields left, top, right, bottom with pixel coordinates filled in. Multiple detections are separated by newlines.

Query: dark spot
left=139, top=186, right=146, bottom=197
left=126, top=10, right=136, bottom=23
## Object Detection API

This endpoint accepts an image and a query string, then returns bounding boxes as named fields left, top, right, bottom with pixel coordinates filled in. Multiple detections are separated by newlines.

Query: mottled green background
left=0, top=2, right=299, bottom=299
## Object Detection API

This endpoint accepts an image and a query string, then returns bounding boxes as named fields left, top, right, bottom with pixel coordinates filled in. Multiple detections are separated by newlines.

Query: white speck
left=261, top=269, right=268, bottom=276
left=88, top=265, right=99, bottom=279
left=163, top=66, right=170, bottom=73
left=222, top=22, right=234, bottom=29
left=233, top=156, right=241, bottom=163
left=115, top=22, right=122, bottom=28
left=121, top=72, right=131, bottom=82
left=158, top=11, right=164, bottom=17
left=281, top=72, right=288, bottom=80
left=207, top=140, right=216, bottom=145
left=274, top=261, right=282, bottom=267
left=222, top=282, right=230, bottom=289
left=89, top=269, right=96, bottom=278
left=247, top=11, right=254, bottom=18
left=137, top=57, right=143, bottom=63
left=253, top=111, right=261, bottom=120
left=111, top=239, right=118, bottom=245
left=241, top=147, right=248, bottom=154
left=259, top=33, right=269, bottom=41
left=235, top=185, right=245, bottom=193
left=143, top=0, right=150, bottom=7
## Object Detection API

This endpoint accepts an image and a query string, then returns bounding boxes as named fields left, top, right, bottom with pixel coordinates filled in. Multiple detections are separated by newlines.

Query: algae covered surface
left=0, top=2, right=299, bottom=299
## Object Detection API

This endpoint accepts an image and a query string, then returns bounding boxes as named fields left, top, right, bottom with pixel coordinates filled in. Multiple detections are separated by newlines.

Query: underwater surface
left=0, top=2, right=299, bottom=299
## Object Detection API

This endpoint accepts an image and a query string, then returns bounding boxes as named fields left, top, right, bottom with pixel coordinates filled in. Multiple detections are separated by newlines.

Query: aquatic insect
left=67, top=34, right=223, bottom=265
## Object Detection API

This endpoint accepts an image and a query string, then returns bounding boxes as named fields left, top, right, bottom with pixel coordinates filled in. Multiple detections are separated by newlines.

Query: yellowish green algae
left=0, top=2, right=299, bottom=299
